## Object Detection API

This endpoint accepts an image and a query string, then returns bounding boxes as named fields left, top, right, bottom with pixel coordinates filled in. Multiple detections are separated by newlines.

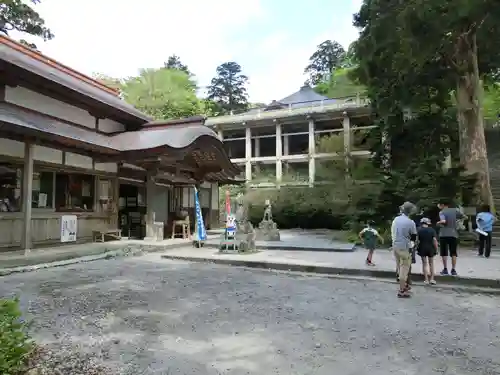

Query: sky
left=11, top=0, right=362, bottom=103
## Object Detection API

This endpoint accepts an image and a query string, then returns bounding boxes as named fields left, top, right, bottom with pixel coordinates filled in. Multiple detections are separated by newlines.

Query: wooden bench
left=92, top=229, right=122, bottom=243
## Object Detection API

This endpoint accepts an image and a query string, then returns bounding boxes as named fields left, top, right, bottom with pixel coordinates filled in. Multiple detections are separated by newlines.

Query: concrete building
left=0, top=35, right=240, bottom=250
left=206, top=85, right=374, bottom=186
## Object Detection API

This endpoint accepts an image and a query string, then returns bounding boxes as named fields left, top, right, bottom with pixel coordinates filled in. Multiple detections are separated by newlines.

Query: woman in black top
left=417, top=217, right=438, bottom=285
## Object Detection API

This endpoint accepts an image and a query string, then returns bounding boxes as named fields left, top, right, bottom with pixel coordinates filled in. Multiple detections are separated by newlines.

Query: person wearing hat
left=417, top=217, right=438, bottom=285
left=391, top=201, right=418, bottom=298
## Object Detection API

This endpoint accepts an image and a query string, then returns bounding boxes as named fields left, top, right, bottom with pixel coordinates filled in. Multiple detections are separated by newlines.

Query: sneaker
left=451, top=269, right=457, bottom=276
left=440, top=268, right=449, bottom=275
left=424, top=280, right=429, bottom=285
left=398, top=291, right=411, bottom=298
left=430, top=280, right=436, bottom=285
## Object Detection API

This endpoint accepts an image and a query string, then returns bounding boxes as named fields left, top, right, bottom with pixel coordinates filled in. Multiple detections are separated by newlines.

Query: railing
left=205, top=95, right=370, bottom=126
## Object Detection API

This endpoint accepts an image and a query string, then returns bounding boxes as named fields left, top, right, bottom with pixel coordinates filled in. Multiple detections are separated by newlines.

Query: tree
left=92, top=73, right=123, bottom=92
left=164, top=54, right=190, bottom=75
left=304, top=40, right=346, bottom=85
left=207, top=62, right=249, bottom=114
left=1, top=0, right=53, bottom=42
left=315, top=67, right=366, bottom=98
left=353, top=0, right=500, bottom=208
left=121, top=68, right=202, bottom=120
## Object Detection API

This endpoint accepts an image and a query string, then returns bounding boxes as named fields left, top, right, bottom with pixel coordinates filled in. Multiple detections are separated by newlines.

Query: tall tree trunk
left=454, top=32, right=493, bottom=209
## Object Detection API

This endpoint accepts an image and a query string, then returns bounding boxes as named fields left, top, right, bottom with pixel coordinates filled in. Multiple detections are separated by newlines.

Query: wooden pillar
left=145, top=172, right=156, bottom=239
left=21, top=141, right=34, bottom=251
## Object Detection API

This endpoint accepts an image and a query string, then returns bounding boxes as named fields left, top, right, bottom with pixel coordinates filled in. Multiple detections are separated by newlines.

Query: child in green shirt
left=359, top=221, right=384, bottom=266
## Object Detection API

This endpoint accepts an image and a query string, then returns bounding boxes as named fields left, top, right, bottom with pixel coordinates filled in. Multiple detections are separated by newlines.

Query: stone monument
left=220, top=193, right=256, bottom=252
left=234, top=193, right=256, bottom=252
left=256, top=199, right=280, bottom=241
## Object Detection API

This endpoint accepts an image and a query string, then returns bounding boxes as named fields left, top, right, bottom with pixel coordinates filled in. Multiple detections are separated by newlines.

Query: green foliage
left=207, top=62, right=249, bottom=114
left=119, top=68, right=202, bottom=120
left=349, top=0, right=487, bottom=222
left=164, top=54, right=190, bottom=75
left=484, top=83, right=500, bottom=127
left=304, top=40, right=346, bottom=85
left=315, top=67, right=366, bottom=98
left=247, top=187, right=349, bottom=230
left=354, top=0, right=500, bottom=207
left=0, top=0, right=53, bottom=40
left=0, top=298, right=33, bottom=374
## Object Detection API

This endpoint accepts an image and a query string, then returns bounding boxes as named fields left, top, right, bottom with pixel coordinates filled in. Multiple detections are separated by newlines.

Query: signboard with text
left=61, top=215, right=77, bottom=242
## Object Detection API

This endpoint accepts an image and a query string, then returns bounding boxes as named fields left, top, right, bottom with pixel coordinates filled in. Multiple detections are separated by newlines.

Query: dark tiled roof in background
left=277, top=84, right=328, bottom=104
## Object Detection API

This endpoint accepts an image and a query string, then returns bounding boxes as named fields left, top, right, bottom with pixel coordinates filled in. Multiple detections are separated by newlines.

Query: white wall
left=5, top=86, right=125, bottom=133
left=5, top=86, right=96, bottom=129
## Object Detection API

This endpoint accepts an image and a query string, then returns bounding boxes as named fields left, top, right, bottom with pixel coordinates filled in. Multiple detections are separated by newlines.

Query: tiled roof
left=277, top=84, right=329, bottom=105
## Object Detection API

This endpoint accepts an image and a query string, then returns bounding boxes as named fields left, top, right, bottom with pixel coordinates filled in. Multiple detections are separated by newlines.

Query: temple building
left=0, top=35, right=240, bottom=250
left=206, top=84, right=373, bottom=187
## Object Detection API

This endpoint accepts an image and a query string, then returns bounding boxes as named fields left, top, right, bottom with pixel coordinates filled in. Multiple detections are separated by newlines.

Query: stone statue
left=256, top=199, right=280, bottom=241
left=220, top=192, right=256, bottom=252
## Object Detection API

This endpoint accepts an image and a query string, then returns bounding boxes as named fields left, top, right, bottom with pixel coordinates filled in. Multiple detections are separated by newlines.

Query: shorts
left=364, top=242, right=376, bottom=251
left=439, top=237, right=458, bottom=257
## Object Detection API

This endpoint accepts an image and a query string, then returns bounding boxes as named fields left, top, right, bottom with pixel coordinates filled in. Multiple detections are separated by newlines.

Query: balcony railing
left=205, top=95, right=371, bottom=126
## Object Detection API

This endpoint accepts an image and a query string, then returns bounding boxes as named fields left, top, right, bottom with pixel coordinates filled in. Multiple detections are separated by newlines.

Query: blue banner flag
left=194, top=187, right=207, bottom=241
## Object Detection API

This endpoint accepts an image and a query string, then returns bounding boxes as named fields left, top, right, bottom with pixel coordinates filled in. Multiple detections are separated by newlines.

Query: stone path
left=161, top=246, right=500, bottom=288
left=0, top=238, right=192, bottom=270
left=1, top=255, right=499, bottom=374
left=205, top=229, right=355, bottom=252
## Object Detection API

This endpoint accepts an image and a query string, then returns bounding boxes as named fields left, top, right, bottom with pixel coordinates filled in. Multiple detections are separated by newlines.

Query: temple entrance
left=118, top=183, right=146, bottom=239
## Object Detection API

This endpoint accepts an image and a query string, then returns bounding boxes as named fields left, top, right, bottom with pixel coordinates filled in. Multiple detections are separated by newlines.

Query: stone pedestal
left=256, top=220, right=280, bottom=241
left=255, top=201, right=280, bottom=241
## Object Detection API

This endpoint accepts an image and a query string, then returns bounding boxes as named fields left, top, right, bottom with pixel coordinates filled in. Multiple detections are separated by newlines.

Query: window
left=32, top=171, right=54, bottom=208
left=0, top=163, right=22, bottom=212
left=55, top=173, right=95, bottom=211
left=97, top=179, right=114, bottom=212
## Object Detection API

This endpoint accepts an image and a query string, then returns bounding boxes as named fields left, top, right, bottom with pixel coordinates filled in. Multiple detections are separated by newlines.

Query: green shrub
left=0, top=298, right=33, bottom=375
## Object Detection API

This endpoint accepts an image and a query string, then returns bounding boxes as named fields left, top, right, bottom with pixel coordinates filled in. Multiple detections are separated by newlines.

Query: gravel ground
left=1, top=253, right=500, bottom=375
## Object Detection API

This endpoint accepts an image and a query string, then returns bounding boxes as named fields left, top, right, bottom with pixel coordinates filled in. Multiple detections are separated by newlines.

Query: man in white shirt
left=391, top=201, right=417, bottom=298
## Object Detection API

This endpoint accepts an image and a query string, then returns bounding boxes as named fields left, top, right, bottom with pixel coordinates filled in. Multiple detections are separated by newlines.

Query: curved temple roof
left=0, top=102, right=242, bottom=183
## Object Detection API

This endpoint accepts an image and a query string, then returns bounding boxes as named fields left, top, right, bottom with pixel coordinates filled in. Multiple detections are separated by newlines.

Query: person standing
left=476, top=205, right=496, bottom=258
left=359, top=221, right=384, bottom=266
left=437, top=200, right=466, bottom=276
left=417, top=217, right=438, bottom=285
left=391, top=201, right=417, bottom=298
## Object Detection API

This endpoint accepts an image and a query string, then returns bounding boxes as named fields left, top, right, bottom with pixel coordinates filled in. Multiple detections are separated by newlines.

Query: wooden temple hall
left=0, top=35, right=241, bottom=250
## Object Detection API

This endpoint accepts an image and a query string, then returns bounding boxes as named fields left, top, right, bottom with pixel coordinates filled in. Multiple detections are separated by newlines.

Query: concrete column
left=283, top=135, right=289, bottom=156
left=254, top=137, right=260, bottom=157
left=245, top=126, right=252, bottom=181
left=21, top=142, right=34, bottom=251
left=343, top=114, right=351, bottom=174
left=275, top=123, right=282, bottom=183
left=145, top=172, right=156, bottom=239
left=253, top=137, right=260, bottom=174
left=308, top=119, right=315, bottom=186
